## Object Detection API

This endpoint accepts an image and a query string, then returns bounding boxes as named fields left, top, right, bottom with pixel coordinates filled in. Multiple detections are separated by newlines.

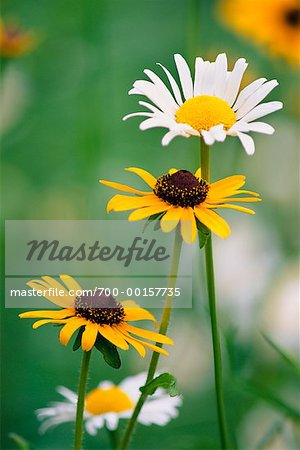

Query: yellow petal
left=209, top=204, right=255, bottom=214
left=122, top=323, right=173, bottom=345
left=26, top=280, right=74, bottom=309
left=124, top=307, right=158, bottom=328
left=107, top=194, right=159, bottom=213
left=127, top=337, right=169, bottom=356
left=160, top=207, right=182, bottom=233
left=59, top=275, right=82, bottom=293
left=19, top=308, right=74, bottom=319
left=120, top=333, right=146, bottom=357
left=59, top=318, right=86, bottom=346
left=81, top=323, right=99, bottom=351
left=209, top=175, right=246, bottom=195
left=180, top=207, right=197, bottom=244
left=125, top=167, right=157, bottom=188
left=206, top=197, right=261, bottom=204
left=128, top=203, right=170, bottom=221
left=32, top=319, right=67, bottom=329
left=194, top=206, right=231, bottom=238
left=98, top=325, right=129, bottom=350
left=194, top=167, right=202, bottom=179
left=100, top=179, right=150, bottom=195
left=168, top=168, right=178, bottom=175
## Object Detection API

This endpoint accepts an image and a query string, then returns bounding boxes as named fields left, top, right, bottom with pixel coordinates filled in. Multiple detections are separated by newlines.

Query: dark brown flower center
left=153, top=170, right=209, bottom=208
left=75, top=291, right=125, bottom=325
left=285, top=7, right=300, bottom=27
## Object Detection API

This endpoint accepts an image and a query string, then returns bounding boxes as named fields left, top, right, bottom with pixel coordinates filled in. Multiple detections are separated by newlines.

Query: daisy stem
left=118, top=230, right=182, bottom=450
left=74, top=350, right=92, bottom=450
left=201, top=140, right=230, bottom=449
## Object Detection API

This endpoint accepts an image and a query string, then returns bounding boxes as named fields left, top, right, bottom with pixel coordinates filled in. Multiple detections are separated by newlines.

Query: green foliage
left=140, top=373, right=180, bottom=397
left=261, top=332, right=300, bottom=377
left=72, top=326, right=85, bottom=352
left=94, top=333, right=121, bottom=369
left=8, top=433, right=31, bottom=450
left=196, top=220, right=210, bottom=248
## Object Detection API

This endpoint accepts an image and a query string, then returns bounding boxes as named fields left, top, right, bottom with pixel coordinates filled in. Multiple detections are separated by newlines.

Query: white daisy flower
left=36, top=372, right=182, bottom=435
left=124, top=53, right=283, bottom=155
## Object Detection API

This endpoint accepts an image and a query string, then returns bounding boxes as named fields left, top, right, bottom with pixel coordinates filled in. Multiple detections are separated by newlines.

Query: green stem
left=118, top=230, right=183, bottom=450
left=200, top=140, right=230, bottom=449
left=107, top=427, right=119, bottom=449
left=74, top=350, right=92, bottom=450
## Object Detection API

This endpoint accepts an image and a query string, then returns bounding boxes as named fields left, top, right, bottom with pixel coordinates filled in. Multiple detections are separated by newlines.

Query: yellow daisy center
left=85, top=386, right=134, bottom=415
left=175, top=95, right=236, bottom=131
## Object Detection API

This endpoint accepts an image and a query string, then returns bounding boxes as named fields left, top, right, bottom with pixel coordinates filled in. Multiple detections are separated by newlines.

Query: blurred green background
left=1, top=0, right=299, bottom=449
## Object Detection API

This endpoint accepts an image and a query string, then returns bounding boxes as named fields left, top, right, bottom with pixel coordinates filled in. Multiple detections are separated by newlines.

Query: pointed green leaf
left=142, top=212, right=164, bottom=233
left=261, top=332, right=300, bottom=377
left=9, top=433, right=31, bottom=450
left=242, top=380, right=300, bottom=423
left=95, top=333, right=121, bottom=369
left=139, top=373, right=180, bottom=397
left=196, top=220, right=209, bottom=249
left=73, top=326, right=84, bottom=351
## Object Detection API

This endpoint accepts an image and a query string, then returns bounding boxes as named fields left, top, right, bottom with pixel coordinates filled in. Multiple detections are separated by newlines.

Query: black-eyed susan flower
left=218, top=0, right=300, bottom=66
left=0, top=19, right=36, bottom=58
left=123, top=53, right=283, bottom=155
left=100, top=167, right=261, bottom=244
left=19, top=275, right=173, bottom=356
left=36, top=372, right=182, bottom=434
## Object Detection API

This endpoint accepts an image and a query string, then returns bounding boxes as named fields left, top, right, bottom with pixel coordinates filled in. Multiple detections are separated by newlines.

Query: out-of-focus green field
left=1, top=0, right=299, bottom=449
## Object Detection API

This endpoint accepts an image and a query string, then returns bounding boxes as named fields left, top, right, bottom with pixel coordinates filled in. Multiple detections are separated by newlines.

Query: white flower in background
left=124, top=53, right=283, bottom=154
left=36, top=372, right=182, bottom=435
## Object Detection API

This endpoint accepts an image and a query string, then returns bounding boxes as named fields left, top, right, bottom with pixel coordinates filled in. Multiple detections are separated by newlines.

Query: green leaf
left=261, top=332, right=300, bottom=377
left=9, top=433, right=31, bottom=450
left=142, top=212, right=164, bottom=233
left=73, top=326, right=84, bottom=351
left=241, top=380, right=300, bottom=423
left=196, top=220, right=209, bottom=249
left=95, top=333, right=121, bottom=369
left=139, top=373, right=180, bottom=397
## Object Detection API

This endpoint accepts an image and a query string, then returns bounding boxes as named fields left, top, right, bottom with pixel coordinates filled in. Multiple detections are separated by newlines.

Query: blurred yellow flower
left=218, top=0, right=300, bottom=66
left=100, top=167, right=261, bottom=244
left=19, top=275, right=173, bottom=356
left=0, top=19, right=36, bottom=58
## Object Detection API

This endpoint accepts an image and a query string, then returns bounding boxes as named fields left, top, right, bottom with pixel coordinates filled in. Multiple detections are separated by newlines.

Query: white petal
left=104, top=413, right=119, bottom=430
left=241, top=101, right=283, bottom=123
left=98, top=381, right=114, bottom=389
left=209, top=124, right=226, bottom=142
left=227, top=121, right=251, bottom=134
left=174, top=54, right=193, bottom=100
left=161, top=130, right=183, bottom=146
left=57, top=386, right=77, bottom=404
left=123, top=112, right=154, bottom=120
left=237, top=132, right=255, bottom=155
left=139, top=117, right=174, bottom=131
left=245, top=121, right=275, bottom=134
left=233, top=78, right=267, bottom=111
left=202, top=130, right=215, bottom=146
left=138, top=100, right=163, bottom=114
left=193, top=57, right=204, bottom=96
left=144, top=68, right=179, bottom=108
left=213, top=53, right=228, bottom=98
left=201, top=62, right=216, bottom=96
left=132, top=80, right=178, bottom=115
left=119, top=372, right=148, bottom=403
left=235, top=80, right=279, bottom=119
left=157, top=63, right=183, bottom=105
left=194, top=61, right=210, bottom=96
left=224, top=58, right=248, bottom=106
